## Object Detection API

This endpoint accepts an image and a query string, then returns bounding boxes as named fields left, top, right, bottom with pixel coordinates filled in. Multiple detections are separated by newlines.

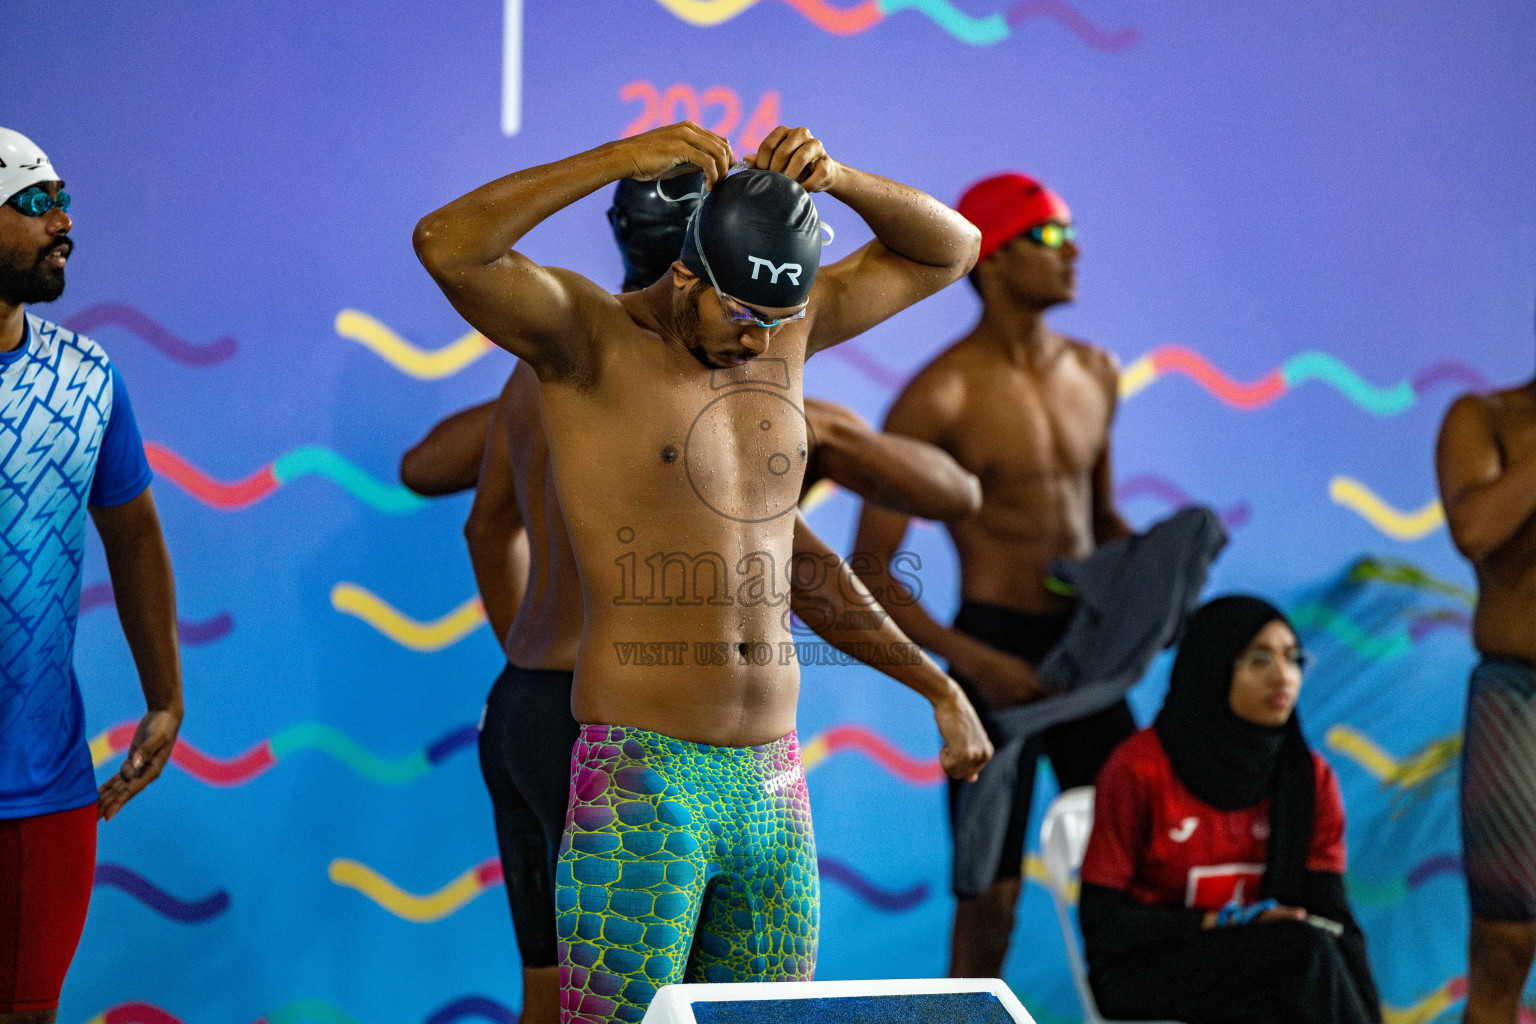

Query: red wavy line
left=104, top=1003, right=187, bottom=1024
left=145, top=443, right=279, bottom=510
left=1149, top=346, right=1287, bottom=410
left=101, top=722, right=277, bottom=786
left=822, top=724, right=944, bottom=785
left=780, top=0, right=882, bottom=34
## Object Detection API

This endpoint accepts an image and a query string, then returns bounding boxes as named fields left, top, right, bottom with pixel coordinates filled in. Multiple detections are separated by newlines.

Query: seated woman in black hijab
left=1078, top=595, right=1381, bottom=1024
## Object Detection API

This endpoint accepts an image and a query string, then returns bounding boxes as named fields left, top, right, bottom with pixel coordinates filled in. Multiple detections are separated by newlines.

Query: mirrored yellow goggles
left=1024, top=222, right=1075, bottom=249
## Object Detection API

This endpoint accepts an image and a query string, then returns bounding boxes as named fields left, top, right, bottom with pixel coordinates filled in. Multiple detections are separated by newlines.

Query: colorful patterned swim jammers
left=556, top=724, right=819, bottom=1024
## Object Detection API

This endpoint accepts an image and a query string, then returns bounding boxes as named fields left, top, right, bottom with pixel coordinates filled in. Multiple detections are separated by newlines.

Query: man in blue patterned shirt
left=0, top=127, right=184, bottom=1023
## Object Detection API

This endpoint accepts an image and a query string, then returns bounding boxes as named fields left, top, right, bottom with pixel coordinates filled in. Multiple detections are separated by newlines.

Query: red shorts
left=0, top=805, right=97, bottom=1012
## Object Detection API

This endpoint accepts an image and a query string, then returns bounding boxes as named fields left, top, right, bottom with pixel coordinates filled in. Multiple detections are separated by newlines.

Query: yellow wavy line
left=801, top=734, right=830, bottom=772
left=1329, top=476, right=1445, bottom=541
left=335, top=309, right=495, bottom=380
left=1383, top=986, right=1454, bottom=1024
left=652, top=0, right=762, bottom=26
left=330, top=584, right=486, bottom=652
left=1118, top=356, right=1156, bottom=399
left=1326, top=725, right=1462, bottom=790
left=799, top=479, right=838, bottom=514
left=328, top=858, right=488, bottom=923
left=1024, top=853, right=1079, bottom=902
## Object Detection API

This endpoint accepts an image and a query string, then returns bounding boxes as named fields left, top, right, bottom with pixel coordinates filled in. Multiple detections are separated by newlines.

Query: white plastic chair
left=1039, top=786, right=1186, bottom=1024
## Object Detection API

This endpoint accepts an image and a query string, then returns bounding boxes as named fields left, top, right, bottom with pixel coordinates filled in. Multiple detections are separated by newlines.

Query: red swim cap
left=957, top=173, right=1072, bottom=263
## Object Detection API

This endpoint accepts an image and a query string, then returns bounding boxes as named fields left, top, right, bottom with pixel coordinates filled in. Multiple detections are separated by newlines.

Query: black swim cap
left=607, top=174, right=704, bottom=290
left=679, top=169, right=823, bottom=308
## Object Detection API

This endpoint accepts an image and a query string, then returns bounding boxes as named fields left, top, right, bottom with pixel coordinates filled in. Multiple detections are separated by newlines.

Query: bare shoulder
left=886, top=341, right=977, bottom=434
left=1063, top=336, right=1120, bottom=392
left=1440, top=391, right=1498, bottom=436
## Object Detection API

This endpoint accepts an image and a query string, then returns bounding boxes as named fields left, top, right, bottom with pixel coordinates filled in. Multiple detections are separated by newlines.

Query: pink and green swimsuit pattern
left=556, top=724, right=818, bottom=1024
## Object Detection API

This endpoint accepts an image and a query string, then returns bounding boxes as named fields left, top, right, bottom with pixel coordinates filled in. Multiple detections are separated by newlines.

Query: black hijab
left=1153, top=595, right=1317, bottom=902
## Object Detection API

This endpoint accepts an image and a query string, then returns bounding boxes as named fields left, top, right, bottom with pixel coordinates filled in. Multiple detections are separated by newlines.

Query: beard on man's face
left=0, top=235, right=72, bottom=305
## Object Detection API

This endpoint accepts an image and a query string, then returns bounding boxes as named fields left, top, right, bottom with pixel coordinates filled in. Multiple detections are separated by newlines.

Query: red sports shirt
left=1081, top=729, right=1347, bottom=910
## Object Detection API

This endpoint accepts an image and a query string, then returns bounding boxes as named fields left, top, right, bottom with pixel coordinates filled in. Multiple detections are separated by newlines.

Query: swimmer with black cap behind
left=415, top=122, right=986, bottom=1021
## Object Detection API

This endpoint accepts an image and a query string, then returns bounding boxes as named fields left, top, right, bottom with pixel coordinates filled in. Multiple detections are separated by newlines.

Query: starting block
left=640, top=977, right=1036, bottom=1023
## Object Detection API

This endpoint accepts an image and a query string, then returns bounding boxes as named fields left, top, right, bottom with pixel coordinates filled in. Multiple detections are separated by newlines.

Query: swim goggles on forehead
left=1024, top=221, right=1074, bottom=249
left=6, top=186, right=71, bottom=217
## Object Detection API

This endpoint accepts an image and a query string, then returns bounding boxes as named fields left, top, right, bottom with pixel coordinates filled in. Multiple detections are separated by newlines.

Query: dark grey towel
left=952, top=506, right=1227, bottom=897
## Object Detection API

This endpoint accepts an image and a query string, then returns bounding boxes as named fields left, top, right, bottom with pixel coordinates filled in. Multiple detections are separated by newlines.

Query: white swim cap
left=0, top=128, right=61, bottom=203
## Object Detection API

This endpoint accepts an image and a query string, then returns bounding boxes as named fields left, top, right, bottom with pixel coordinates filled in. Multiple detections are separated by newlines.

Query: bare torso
left=537, top=298, right=812, bottom=746
left=1466, top=388, right=1536, bottom=661
left=502, top=361, right=585, bottom=672
left=917, top=333, right=1116, bottom=613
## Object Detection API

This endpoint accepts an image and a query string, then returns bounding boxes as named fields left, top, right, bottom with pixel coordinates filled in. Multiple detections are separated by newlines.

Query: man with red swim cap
left=855, top=171, right=1138, bottom=977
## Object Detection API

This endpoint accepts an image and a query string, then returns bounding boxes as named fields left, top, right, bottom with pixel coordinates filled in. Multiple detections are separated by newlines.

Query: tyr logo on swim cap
left=0, top=128, right=60, bottom=203
left=680, top=169, right=823, bottom=308
left=957, top=173, right=1071, bottom=263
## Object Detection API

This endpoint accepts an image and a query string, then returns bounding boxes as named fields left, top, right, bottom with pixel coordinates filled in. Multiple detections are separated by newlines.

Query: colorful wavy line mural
left=63, top=302, right=238, bottom=367
left=330, top=583, right=488, bottom=652
left=1349, top=558, right=1474, bottom=606
left=1325, top=724, right=1461, bottom=792
left=1345, top=853, right=1461, bottom=909
left=1379, top=977, right=1536, bottom=1024
left=1328, top=477, right=1445, bottom=541
left=335, top=309, right=497, bottom=380
left=1115, top=473, right=1251, bottom=530
left=1118, top=346, right=1487, bottom=416
left=80, top=582, right=233, bottom=646
left=1291, top=602, right=1413, bottom=662
left=93, top=863, right=231, bottom=923
left=86, top=997, right=521, bottom=1024
left=89, top=720, right=477, bottom=787
left=801, top=723, right=944, bottom=785
left=332, top=853, right=927, bottom=920
left=85, top=720, right=931, bottom=790
left=651, top=0, right=1139, bottom=50
left=146, top=443, right=426, bottom=515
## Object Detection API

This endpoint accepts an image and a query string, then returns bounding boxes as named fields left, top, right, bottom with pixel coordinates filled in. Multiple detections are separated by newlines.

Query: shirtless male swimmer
left=405, top=174, right=987, bottom=1024
left=1437, top=327, right=1536, bottom=1024
left=854, top=173, right=1138, bottom=977
left=414, top=122, right=984, bottom=1022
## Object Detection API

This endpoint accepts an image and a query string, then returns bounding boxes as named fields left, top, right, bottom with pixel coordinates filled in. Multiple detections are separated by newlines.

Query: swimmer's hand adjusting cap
left=677, top=168, right=829, bottom=309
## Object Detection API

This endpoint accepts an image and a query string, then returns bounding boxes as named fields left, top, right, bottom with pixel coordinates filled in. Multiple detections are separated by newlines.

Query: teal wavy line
left=268, top=1001, right=364, bottom=1024
left=1280, top=353, right=1416, bottom=417
left=269, top=723, right=432, bottom=784
left=1344, top=876, right=1408, bottom=908
left=879, top=0, right=1009, bottom=45
left=1291, top=603, right=1413, bottom=661
left=272, top=447, right=428, bottom=515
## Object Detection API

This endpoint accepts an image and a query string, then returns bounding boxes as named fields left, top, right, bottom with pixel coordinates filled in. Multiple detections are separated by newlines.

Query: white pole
left=502, top=0, right=523, bottom=136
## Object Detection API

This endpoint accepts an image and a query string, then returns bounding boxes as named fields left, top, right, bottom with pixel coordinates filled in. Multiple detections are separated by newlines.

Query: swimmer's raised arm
left=413, top=123, right=735, bottom=372
left=742, top=128, right=979, bottom=354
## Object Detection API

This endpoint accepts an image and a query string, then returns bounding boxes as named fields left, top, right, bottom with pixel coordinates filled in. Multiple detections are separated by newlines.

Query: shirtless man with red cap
left=854, top=172, right=1137, bottom=977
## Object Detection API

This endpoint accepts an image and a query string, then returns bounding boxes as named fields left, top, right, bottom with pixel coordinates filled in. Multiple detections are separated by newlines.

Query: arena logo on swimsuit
left=764, top=764, right=804, bottom=795
left=748, top=256, right=803, bottom=286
